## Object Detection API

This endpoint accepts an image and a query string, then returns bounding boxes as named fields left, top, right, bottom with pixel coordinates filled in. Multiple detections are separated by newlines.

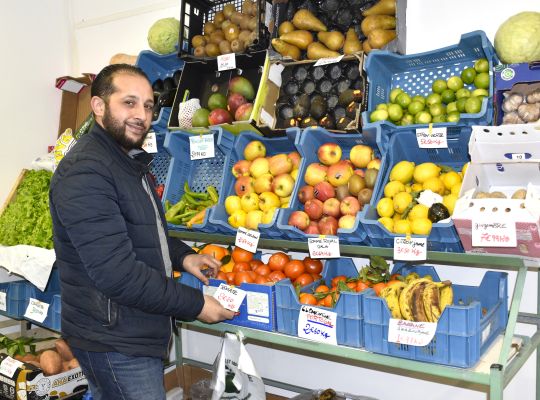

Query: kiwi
left=358, top=188, right=373, bottom=205
left=348, top=174, right=366, bottom=196
left=364, top=168, right=379, bottom=189
left=336, top=184, right=350, bottom=200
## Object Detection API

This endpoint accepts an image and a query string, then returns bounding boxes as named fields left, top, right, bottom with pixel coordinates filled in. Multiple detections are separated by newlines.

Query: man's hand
left=182, top=253, right=220, bottom=285
left=197, top=295, right=235, bottom=323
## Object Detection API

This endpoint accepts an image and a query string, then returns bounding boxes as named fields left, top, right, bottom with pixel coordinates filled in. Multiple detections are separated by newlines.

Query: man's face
left=101, top=73, right=154, bottom=150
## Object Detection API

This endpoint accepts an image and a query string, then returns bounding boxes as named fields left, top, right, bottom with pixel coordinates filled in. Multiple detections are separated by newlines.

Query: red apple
left=327, top=160, right=354, bottom=187
left=232, top=159, right=251, bottom=178
left=298, top=185, right=315, bottom=204
left=234, top=102, right=254, bottom=121
left=322, top=198, right=341, bottom=218
left=288, top=210, right=310, bottom=231
left=340, top=196, right=361, bottom=216
left=227, top=92, right=247, bottom=115
left=304, top=163, right=328, bottom=186
left=314, top=181, right=336, bottom=202
left=304, top=199, right=324, bottom=221
left=288, top=151, right=301, bottom=169
left=208, top=108, right=233, bottom=125
left=234, top=176, right=254, bottom=196
left=318, top=143, right=342, bottom=166
left=269, top=153, right=293, bottom=176
left=318, top=216, right=339, bottom=235
left=272, top=173, right=295, bottom=198
left=338, top=214, right=356, bottom=229
left=304, top=221, right=320, bottom=235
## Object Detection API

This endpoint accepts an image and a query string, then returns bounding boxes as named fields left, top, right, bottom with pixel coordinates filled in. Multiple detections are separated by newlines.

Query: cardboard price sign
left=235, top=227, right=260, bottom=253
left=189, top=134, right=215, bottom=160
left=24, top=298, right=49, bottom=323
left=142, top=131, right=158, bottom=153
left=217, top=53, right=236, bottom=71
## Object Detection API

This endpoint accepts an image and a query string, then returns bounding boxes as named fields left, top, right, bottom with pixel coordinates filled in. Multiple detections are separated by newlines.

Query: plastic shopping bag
left=211, top=332, right=265, bottom=400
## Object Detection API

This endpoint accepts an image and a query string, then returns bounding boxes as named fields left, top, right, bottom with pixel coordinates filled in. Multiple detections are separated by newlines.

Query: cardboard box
left=56, top=74, right=94, bottom=137
left=452, top=124, right=540, bottom=258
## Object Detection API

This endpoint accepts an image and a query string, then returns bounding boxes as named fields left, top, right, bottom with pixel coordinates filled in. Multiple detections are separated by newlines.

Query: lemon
left=394, top=220, right=412, bottom=235
left=378, top=217, right=394, bottom=232
left=411, top=183, right=423, bottom=192
left=384, top=181, right=406, bottom=198
left=413, top=162, right=441, bottom=184
left=393, top=212, right=402, bottom=222
left=376, top=197, right=394, bottom=218
left=443, top=193, right=458, bottom=215
left=451, top=183, right=462, bottom=196
left=422, top=177, right=446, bottom=195
left=393, top=191, right=413, bottom=214
left=408, top=204, right=429, bottom=221
left=461, top=162, right=470, bottom=177
left=410, top=218, right=433, bottom=235
left=389, top=160, right=415, bottom=184
left=442, top=171, right=462, bottom=190
left=225, top=195, right=242, bottom=215
left=228, top=209, right=247, bottom=228
left=405, top=185, right=412, bottom=193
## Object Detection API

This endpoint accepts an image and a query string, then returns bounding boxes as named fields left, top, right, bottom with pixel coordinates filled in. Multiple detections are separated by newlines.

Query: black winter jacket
left=49, top=123, right=204, bottom=358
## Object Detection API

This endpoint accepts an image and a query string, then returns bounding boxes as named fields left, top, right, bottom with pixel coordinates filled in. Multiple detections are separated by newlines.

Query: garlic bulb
left=517, top=103, right=540, bottom=122
left=526, top=88, right=540, bottom=104
left=501, top=92, right=524, bottom=113
left=502, top=111, right=524, bottom=124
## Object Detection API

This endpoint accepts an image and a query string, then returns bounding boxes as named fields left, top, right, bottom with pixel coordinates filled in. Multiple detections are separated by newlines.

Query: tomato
left=254, top=264, right=271, bottom=277
left=355, top=280, right=370, bottom=292
left=233, top=262, right=251, bottom=272
left=155, top=184, right=165, bottom=199
left=234, top=271, right=255, bottom=286
left=299, top=293, right=318, bottom=305
left=311, top=273, right=323, bottom=282
left=314, top=284, right=330, bottom=294
left=231, top=247, right=254, bottom=263
left=216, top=271, right=227, bottom=281
left=295, top=273, right=314, bottom=287
left=268, top=270, right=286, bottom=282
left=268, top=252, right=290, bottom=271
left=372, top=282, right=388, bottom=296
left=303, top=257, right=323, bottom=275
left=255, top=275, right=271, bottom=284
left=225, top=272, right=236, bottom=285
left=249, top=259, right=264, bottom=270
left=284, top=260, right=306, bottom=280
left=331, top=275, right=347, bottom=288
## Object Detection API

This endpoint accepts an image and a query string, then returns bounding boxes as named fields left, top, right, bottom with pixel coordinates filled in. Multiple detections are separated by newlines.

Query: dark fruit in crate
left=278, top=104, right=294, bottom=120
left=293, top=65, right=309, bottom=82
left=302, top=80, right=316, bottom=96
left=301, top=117, right=318, bottom=128
left=152, top=104, right=161, bottom=121
left=333, top=106, right=347, bottom=120
left=346, top=102, right=358, bottom=119
left=157, top=89, right=176, bottom=107
left=338, top=89, right=354, bottom=106
left=152, top=79, right=164, bottom=93
left=352, top=79, right=363, bottom=90
left=163, top=77, right=176, bottom=92
left=321, top=0, right=340, bottom=12
left=337, top=79, right=352, bottom=93
left=173, top=70, right=182, bottom=86
left=293, top=94, right=311, bottom=119
left=336, top=9, right=353, bottom=29
left=317, top=79, right=333, bottom=94
left=311, top=66, right=325, bottom=81
left=208, top=108, right=233, bottom=125
left=328, top=64, right=342, bottom=81
left=284, top=80, right=300, bottom=96
left=299, top=0, right=319, bottom=15
left=428, top=203, right=451, bottom=223
left=310, top=95, right=328, bottom=119
left=326, top=94, right=339, bottom=110
left=319, top=115, right=336, bottom=130
left=336, top=116, right=352, bottom=130
left=345, top=64, right=360, bottom=81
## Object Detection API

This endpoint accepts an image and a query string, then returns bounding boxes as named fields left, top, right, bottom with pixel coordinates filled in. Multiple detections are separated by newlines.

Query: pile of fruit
left=375, top=161, right=467, bottom=236
left=359, top=0, right=398, bottom=53
left=190, top=1, right=259, bottom=57
left=164, top=182, right=219, bottom=228
left=151, top=70, right=181, bottom=121
left=369, top=58, right=490, bottom=125
left=288, top=142, right=380, bottom=235
left=225, top=140, right=301, bottom=230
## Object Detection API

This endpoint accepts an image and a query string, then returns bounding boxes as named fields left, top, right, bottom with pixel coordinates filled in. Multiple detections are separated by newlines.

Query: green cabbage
left=147, top=17, right=180, bottom=55
left=494, top=12, right=540, bottom=63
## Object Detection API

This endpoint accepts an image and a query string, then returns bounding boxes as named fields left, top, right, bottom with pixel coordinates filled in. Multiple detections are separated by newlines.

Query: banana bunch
left=380, top=275, right=453, bottom=322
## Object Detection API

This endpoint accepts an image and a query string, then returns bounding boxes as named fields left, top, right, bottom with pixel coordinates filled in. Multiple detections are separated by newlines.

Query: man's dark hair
left=91, top=64, right=151, bottom=101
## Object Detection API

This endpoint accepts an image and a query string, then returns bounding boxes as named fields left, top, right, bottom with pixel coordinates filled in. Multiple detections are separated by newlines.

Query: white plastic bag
left=211, top=332, right=265, bottom=400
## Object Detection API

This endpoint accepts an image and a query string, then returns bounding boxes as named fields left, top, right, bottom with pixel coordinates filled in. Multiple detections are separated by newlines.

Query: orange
left=372, top=282, right=388, bottom=296
left=231, top=246, right=254, bottom=263
left=200, top=244, right=229, bottom=261
left=299, top=293, right=318, bottom=305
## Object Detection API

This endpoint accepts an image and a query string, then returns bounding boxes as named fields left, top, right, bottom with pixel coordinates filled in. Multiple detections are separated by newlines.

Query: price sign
left=213, top=283, right=246, bottom=312
left=388, top=318, right=437, bottom=346
left=189, top=134, right=215, bottom=160
left=511, top=153, right=527, bottom=160
left=416, top=127, right=448, bottom=148
left=314, top=55, right=344, bottom=67
left=142, top=131, right=158, bottom=153
left=393, top=237, right=427, bottom=261
left=235, top=227, right=260, bottom=253
left=472, top=218, right=517, bottom=247
left=0, top=291, right=6, bottom=312
left=24, top=298, right=49, bottom=323
left=308, top=237, right=340, bottom=258
left=0, top=356, right=23, bottom=378
left=217, top=53, right=236, bottom=71
left=298, top=305, right=337, bottom=345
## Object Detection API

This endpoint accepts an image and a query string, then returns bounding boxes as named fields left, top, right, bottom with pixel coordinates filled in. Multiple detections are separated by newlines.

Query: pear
left=344, top=28, right=362, bottom=55
left=317, top=31, right=345, bottom=51
left=280, top=30, right=314, bottom=50
left=307, top=42, right=340, bottom=60
left=362, top=0, right=396, bottom=16
left=361, top=15, right=396, bottom=36
left=271, top=38, right=301, bottom=60
left=292, top=9, right=327, bottom=32
left=368, top=29, right=396, bottom=49
left=278, top=21, right=295, bottom=36
left=363, top=40, right=372, bottom=54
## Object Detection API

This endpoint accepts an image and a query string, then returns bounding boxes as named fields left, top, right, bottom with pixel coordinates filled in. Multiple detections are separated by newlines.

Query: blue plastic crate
left=208, top=128, right=299, bottom=238
left=275, top=258, right=371, bottom=348
left=362, top=265, right=508, bottom=368
left=0, top=280, right=33, bottom=319
left=275, top=127, right=380, bottom=245
left=362, top=31, right=497, bottom=132
left=162, top=127, right=235, bottom=233
left=359, top=128, right=471, bottom=251
left=149, top=131, right=171, bottom=187
left=22, top=269, right=62, bottom=332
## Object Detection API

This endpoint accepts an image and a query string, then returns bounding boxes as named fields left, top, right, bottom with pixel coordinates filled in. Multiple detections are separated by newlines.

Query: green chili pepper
left=164, top=200, right=172, bottom=212
left=183, top=182, right=210, bottom=200
left=165, top=200, right=186, bottom=221
left=206, top=185, right=219, bottom=203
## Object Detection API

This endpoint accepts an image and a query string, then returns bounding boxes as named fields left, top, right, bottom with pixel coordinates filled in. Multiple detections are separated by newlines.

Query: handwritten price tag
left=213, top=283, right=246, bottom=312
left=308, top=237, right=340, bottom=259
left=217, top=53, right=236, bottom=71
left=298, top=305, right=337, bottom=345
left=472, top=218, right=517, bottom=247
left=142, top=131, right=158, bottom=153
left=0, top=356, right=24, bottom=378
left=189, top=134, right=215, bottom=160
left=416, top=127, right=448, bottom=148
left=0, top=291, right=6, bottom=312
left=24, top=298, right=49, bottom=323
left=388, top=318, right=437, bottom=346
left=393, top=237, right=427, bottom=261
left=235, top=227, right=260, bottom=253
left=314, top=55, right=344, bottom=67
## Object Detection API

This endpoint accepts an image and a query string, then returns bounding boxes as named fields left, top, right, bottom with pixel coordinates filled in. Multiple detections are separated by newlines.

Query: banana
left=439, top=280, right=453, bottom=314
left=399, top=278, right=430, bottom=321
left=405, top=272, right=420, bottom=283
left=410, top=281, right=429, bottom=322
left=380, top=282, right=406, bottom=319
left=423, top=274, right=434, bottom=282
left=422, top=282, right=441, bottom=323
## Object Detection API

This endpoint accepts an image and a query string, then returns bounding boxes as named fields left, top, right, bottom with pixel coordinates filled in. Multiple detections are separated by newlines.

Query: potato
left=55, top=339, right=74, bottom=361
left=219, top=40, right=232, bottom=55
left=210, top=30, right=225, bottom=45
left=194, top=46, right=206, bottom=57
left=203, top=22, right=216, bottom=35
left=223, top=23, right=240, bottom=42
left=40, top=350, right=63, bottom=376
left=248, top=17, right=257, bottom=31
left=191, top=34, right=207, bottom=48
left=231, top=39, right=246, bottom=53
left=223, top=4, right=236, bottom=19
left=205, top=43, right=220, bottom=57
left=238, top=30, right=252, bottom=44
left=231, top=11, right=244, bottom=25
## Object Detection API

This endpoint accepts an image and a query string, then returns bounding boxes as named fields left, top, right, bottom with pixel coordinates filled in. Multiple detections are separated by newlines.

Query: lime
left=390, top=88, right=404, bottom=103
left=474, top=58, right=489, bottom=73
left=456, top=97, right=468, bottom=113
left=387, top=103, right=404, bottom=122
left=412, top=95, right=426, bottom=105
left=426, top=93, right=442, bottom=106
left=376, top=103, right=388, bottom=111
left=471, top=88, right=489, bottom=98
left=474, top=72, right=490, bottom=90
left=400, top=114, right=414, bottom=126
left=447, top=111, right=461, bottom=123
left=377, top=197, right=394, bottom=218
left=429, top=103, right=445, bottom=117
left=446, top=101, right=458, bottom=113
left=455, top=88, right=471, bottom=99
left=407, top=100, right=425, bottom=115
left=378, top=217, right=394, bottom=232
left=432, top=114, right=447, bottom=123
left=370, top=109, right=389, bottom=122
left=396, top=92, right=412, bottom=109
left=441, top=89, right=456, bottom=104
left=432, top=79, right=447, bottom=94
left=464, top=96, right=482, bottom=114
left=447, top=76, right=464, bottom=92
left=414, top=111, right=432, bottom=124
left=460, top=67, right=477, bottom=85
left=410, top=218, right=432, bottom=235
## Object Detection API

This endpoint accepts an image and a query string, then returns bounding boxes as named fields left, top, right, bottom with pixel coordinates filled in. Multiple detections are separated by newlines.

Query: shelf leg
left=490, top=363, right=504, bottom=400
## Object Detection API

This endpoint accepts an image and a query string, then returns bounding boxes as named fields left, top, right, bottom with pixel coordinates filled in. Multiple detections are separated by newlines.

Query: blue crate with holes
left=362, top=31, right=497, bottom=133
left=275, top=127, right=380, bottom=245
left=162, top=128, right=235, bottom=232
left=208, top=127, right=299, bottom=238
left=149, top=131, right=171, bottom=187
left=0, top=280, right=34, bottom=319
left=358, top=127, right=470, bottom=251
left=363, top=264, right=508, bottom=367
left=22, top=269, right=62, bottom=331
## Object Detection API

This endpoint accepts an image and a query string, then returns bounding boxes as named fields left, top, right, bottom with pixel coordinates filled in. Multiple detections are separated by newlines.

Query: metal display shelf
left=170, top=231, right=540, bottom=400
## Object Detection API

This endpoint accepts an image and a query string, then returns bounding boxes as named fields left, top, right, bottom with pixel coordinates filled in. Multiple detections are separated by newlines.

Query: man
left=49, top=64, right=234, bottom=399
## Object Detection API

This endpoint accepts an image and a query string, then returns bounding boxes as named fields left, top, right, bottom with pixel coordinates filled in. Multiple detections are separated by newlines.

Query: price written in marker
left=189, top=134, right=215, bottom=160
left=393, top=237, right=427, bottom=261
left=314, top=55, right=344, bottom=67
left=141, top=131, right=158, bottom=153
left=416, top=127, right=448, bottom=148
left=387, top=318, right=437, bottom=346
left=0, top=356, right=24, bottom=378
left=471, top=218, right=517, bottom=247
left=298, top=305, right=337, bottom=345
left=217, top=53, right=236, bottom=71
left=235, top=227, right=260, bottom=253
left=308, top=237, right=340, bottom=259
left=213, top=283, right=246, bottom=312
left=24, top=298, right=49, bottom=323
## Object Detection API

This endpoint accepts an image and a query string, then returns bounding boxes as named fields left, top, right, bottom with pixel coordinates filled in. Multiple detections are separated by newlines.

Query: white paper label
left=0, top=356, right=24, bottom=378
left=471, top=218, right=517, bottom=247
left=213, top=283, right=247, bottom=312
left=246, top=291, right=269, bottom=317
left=142, top=131, right=158, bottom=154
left=416, top=127, right=448, bottom=148
left=265, top=2, right=272, bottom=28
left=0, top=292, right=6, bottom=312
left=314, top=55, right=344, bottom=67
left=24, top=298, right=49, bottom=323
left=308, top=237, right=340, bottom=258
left=259, top=108, right=275, bottom=127
left=388, top=318, right=437, bottom=346
left=235, top=227, right=260, bottom=253
left=511, top=153, right=527, bottom=160
left=393, top=237, right=427, bottom=261
left=217, top=53, right=236, bottom=71
left=298, top=305, right=337, bottom=345
left=189, top=134, right=215, bottom=160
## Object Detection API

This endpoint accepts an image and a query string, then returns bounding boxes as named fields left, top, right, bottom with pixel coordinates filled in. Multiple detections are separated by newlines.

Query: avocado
left=336, top=9, right=353, bottom=29
left=319, top=114, right=336, bottom=130
left=327, top=94, right=339, bottom=110
left=336, top=116, right=352, bottom=130
left=278, top=104, right=294, bottom=120
left=284, top=80, right=300, bottom=96
left=352, top=79, right=363, bottom=90
left=311, top=66, right=325, bottom=81
left=321, top=0, right=340, bottom=12
left=333, top=105, right=347, bottom=120
left=163, top=77, right=176, bottom=91
left=293, top=65, right=308, bottom=82
left=152, top=79, right=164, bottom=93
left=337, top=79, right=352, bottom=93
left=310, top=95, right=328, bottom=120
left=338, top=89, right=355, bottom=107
left=293, top=94, right=311, bottom=119
left=345, top=64, right=360, bottom=81
left=302, top=80, right=316, bottom=96
left=157, top=89, right=176, bottom=107
left=317, top=79, right=333, bottom=94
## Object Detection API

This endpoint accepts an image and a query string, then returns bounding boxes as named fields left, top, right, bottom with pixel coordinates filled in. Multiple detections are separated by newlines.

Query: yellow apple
left=349, top=144, right=373, bottom=168
left=228, top=209, right=247, bottom=228
left=253, top=173, right=273, bottom=194
left=262, top=207, right=277, bottom=224
left=269, top=153, right=293, bottom=175
left=280, top=196, right=291, bottom=207
left=304, top=163, right=328, bottom=186
left=259, top=191, right=280, bottom=211
left=246, top=210, right=264, bottom=230
left=318, top=143, right=342, bottom=166
left=240, top=192, right=259, bottom=212
left=224, top=195, right=242, bottom=215
left=272, top=173, right=295, bottom=198
left=244, top=140, right=266, bottom=161
left=366, top=158, right=381, bottom=170
left=291, top=168, right=299, bottom=180
left=249, top=157, right=270, bottom=178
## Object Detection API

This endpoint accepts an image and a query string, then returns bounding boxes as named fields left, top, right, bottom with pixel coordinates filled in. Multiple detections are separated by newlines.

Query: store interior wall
left=1, top=0, right=539, bottom=398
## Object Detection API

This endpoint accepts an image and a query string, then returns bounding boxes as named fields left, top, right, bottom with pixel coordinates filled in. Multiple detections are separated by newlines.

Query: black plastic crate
left=178, top=0, right=270, bottom=59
